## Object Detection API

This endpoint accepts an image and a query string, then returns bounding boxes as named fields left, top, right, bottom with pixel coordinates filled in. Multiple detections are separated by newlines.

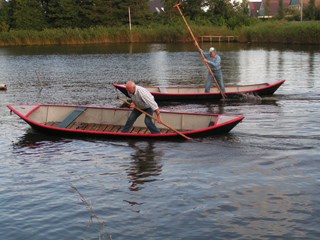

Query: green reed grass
left=238, top=21, right=320, bottom=44
left=0, top=21, right=319, bottom=46
left=0, top=23, right=235, bottom=46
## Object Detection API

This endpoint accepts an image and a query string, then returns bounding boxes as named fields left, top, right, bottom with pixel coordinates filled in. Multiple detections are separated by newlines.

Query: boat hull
left=113, top=80, right=285, bottom=101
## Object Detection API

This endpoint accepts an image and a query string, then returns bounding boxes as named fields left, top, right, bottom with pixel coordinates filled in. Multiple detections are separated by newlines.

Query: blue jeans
left=205, top=70, right=225, bottom=93
left=122, top=108, right=160, bottom=134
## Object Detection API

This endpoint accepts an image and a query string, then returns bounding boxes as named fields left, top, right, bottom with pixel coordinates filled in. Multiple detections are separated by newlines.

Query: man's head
left=126, top=81, right=136, bottom=94
left=209, top=47, right=216, bottom=57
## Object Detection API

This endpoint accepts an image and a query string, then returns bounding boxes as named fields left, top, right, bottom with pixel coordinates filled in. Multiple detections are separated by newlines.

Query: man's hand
left=130, top=102, right=136, bottom=109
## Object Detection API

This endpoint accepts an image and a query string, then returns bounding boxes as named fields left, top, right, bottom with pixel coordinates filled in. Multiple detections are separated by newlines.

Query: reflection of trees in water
left=127, top=141, right=163, bottom=191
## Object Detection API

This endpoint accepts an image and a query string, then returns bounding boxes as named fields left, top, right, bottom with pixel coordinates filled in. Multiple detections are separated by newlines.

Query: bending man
left=122, top=81, right=161, bottom=134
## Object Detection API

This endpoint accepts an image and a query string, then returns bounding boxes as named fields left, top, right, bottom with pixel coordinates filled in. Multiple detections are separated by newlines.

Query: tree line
left=0, top=0, right=151, bottom=31
left=0, top=0, right=319, bottom=33
left=0, top=0, right=251, bottom=32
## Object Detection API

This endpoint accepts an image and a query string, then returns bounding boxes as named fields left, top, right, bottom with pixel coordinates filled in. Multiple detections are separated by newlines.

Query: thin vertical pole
left=128, top=7, right=132, bottom=42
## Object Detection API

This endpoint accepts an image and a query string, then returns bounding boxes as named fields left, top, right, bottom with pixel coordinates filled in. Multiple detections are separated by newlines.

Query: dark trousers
left=205, top=70, right=225, bottom=93
left=122, top=108, right=160, bottom=134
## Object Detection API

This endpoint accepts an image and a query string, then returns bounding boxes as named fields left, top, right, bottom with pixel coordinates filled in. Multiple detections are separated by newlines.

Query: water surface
left=0, top=43, right=319, bottom=240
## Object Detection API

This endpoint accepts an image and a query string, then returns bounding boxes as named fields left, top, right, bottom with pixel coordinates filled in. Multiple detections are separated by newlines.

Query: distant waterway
left=0, top=42, right=319, bottom=240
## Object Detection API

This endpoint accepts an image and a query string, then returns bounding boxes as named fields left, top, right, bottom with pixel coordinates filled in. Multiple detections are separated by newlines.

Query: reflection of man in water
left=127, top=141, right=162, bottom=191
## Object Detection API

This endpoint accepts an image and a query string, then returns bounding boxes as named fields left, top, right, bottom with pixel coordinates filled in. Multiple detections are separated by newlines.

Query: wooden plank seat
left=58, top=107, right=86, bottom=128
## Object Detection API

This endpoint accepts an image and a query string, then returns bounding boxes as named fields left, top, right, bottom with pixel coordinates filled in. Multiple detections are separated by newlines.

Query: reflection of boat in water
left=8, top=104, right=244, bottom=140
left=126, top=141, right=163, bottom=192
left=113, top=80, right=285, bottom=102
left=13, top=130, right=69, bottom=148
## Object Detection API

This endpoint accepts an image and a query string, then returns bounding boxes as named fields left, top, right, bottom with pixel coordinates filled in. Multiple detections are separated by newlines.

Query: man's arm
left=155, top=108, right=161, bottom=123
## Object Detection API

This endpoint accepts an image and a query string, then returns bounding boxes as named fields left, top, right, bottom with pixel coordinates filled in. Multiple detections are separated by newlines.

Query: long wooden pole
left=175, top=2, right=226, bottom=99
left=118, top=97, right=192, bottom=140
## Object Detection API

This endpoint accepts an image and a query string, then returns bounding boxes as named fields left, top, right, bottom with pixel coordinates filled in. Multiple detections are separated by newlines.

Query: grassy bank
left=0, top=24, right=232, bottom=46
left=238, top=21, right=320, bottom=44
left=0, top=21, right=319, bottom=46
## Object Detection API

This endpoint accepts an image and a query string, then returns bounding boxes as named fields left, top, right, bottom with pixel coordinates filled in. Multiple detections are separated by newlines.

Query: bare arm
left=155, top=108, right=161, bottom=123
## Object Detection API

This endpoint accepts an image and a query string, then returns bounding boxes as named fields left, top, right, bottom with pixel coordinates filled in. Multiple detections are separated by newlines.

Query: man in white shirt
left=122, top=81, right=161, bottom=134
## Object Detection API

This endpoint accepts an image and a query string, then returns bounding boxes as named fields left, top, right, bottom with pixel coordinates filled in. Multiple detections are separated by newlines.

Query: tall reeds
left=0, top=26, right=132, bottom=46
left=238, top=21, right=320, bottom=44
left=0, top=21, right=319, bottom=46
left=0, top=23, right=235, bottom=46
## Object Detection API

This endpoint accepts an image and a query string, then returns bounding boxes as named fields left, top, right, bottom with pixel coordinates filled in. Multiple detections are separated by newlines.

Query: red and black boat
left=8, top=104, right=244, bottom=140
left=113, top=80, right=285, bottom=102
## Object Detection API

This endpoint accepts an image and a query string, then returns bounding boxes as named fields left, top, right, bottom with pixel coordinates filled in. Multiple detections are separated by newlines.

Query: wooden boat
left=7, top=104, right=244, bottom=139
left=113, top=80, right=285, bottom=101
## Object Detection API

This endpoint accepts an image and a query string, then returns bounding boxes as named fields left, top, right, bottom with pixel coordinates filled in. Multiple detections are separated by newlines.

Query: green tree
left=277, top=0, right=285, bottom=19
left=181, top=0, right=206, bottom=20
left=306, top=0, right=316, bottom=20
left=227, top=0, right=252, bottom=29
left=129, top=0, right=151, bottom=25
left=13, top=0, right=47, bottom=30
left=46, top=0, right=81, bottom=28
left=92, top=0, right=129, bottom=27
left=205, top=0, right=239, bottom=25
left=161, top=0, right=181, bottom=23
left=77, top=0, right=95, bottom=28
left=0, top=0, right=10, bottom=31
left=87, top=0, right=150, bottom=27
left=161, top=0, right=250, bottom=27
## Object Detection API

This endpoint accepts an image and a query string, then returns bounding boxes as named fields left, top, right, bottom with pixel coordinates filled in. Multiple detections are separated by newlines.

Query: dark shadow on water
left=12, top=129, right=71, bottom=149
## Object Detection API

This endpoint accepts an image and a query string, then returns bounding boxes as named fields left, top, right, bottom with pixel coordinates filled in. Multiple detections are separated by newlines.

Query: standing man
left=122, top=81, right=161, bottom=134
left=202, top=47, right=225, bottom=93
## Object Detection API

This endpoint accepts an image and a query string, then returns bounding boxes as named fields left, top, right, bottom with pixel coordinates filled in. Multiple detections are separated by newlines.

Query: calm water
left=0, top=43, right=320, bottom=240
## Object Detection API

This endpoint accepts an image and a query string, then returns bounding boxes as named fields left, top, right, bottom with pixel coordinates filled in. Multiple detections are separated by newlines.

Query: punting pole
left=174, top=1, right=226, bottom=99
